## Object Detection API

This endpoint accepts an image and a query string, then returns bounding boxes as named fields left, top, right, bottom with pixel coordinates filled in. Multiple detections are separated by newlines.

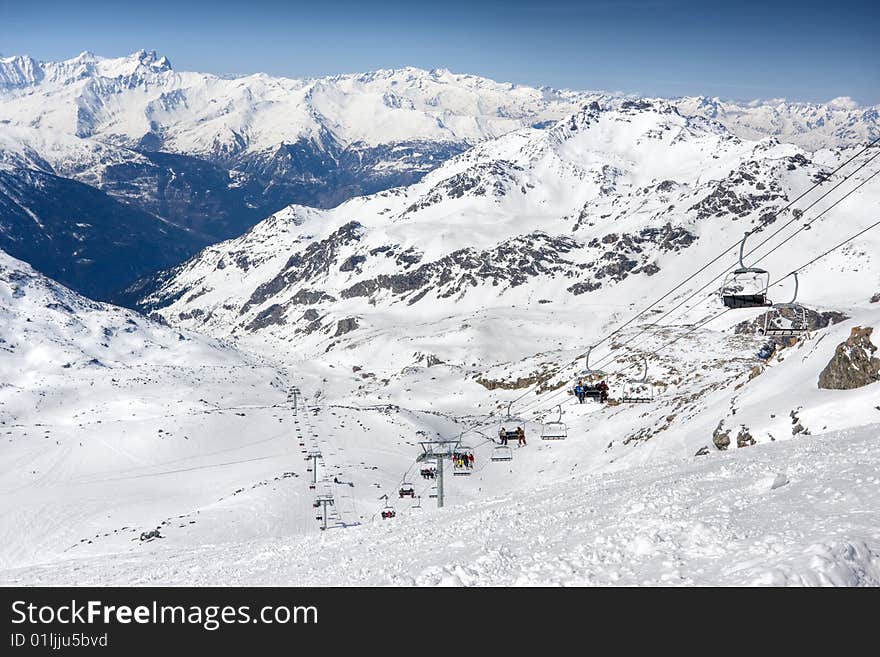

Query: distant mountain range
left=1, top=50, right=877, bottom=299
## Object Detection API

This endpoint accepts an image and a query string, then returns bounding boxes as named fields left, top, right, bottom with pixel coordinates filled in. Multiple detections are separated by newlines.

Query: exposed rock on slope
left=818, top=327, right=880, bottom=390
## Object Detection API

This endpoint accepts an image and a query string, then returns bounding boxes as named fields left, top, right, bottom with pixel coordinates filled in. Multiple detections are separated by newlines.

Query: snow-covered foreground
left=4, top=424, right=878, bottom=587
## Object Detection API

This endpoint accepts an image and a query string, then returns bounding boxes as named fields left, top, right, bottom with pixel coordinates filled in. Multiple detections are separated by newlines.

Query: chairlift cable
left=504, top=139, right=880, bottom=409
left=513, top=211, right=880, bottom=421
left=590, top=163, right=880, bottom=375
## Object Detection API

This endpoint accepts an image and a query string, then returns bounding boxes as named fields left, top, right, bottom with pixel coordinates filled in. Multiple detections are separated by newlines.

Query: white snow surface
left=2, top=244, right=879, bottom=586
left=4, top=424, right=879, bottom=586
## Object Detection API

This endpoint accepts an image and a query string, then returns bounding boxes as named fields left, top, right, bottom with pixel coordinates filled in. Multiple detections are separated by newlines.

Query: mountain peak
left=132, top=49, right=172, bottom=72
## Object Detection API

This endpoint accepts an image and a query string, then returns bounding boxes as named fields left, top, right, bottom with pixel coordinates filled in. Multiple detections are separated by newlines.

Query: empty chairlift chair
left=491, top=445, right=514, bottom=462
left=761, top=272, right=809, bottom=338
left=621, top=357, right=654, bottom=404
left=398, top=482, right=416, bottom=498
left=540, top=405, right=568, bottom=440
left=721, top=232, right=772, bottom=309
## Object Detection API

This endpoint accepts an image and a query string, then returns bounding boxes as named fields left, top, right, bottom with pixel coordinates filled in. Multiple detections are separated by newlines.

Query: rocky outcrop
left=736, top=426, right=755, bottom=448
left=242, top=221, right=365, bottom=314
left=333, top=317, right=359, bottom=337
left=712, top=420, right=731, bottom=450
left=475, top=372, right=549, bottom=391
left=341, top=232, right=580, bottom=305
left=818, top=326, right=880, bottom=390
left=245, top=303, right=288, bottom=331
left=568, top=223, right=696, bottom=293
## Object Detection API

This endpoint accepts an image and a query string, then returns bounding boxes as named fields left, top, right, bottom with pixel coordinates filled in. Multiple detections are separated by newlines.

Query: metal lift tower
left=416, top=439, right=461, bottom=509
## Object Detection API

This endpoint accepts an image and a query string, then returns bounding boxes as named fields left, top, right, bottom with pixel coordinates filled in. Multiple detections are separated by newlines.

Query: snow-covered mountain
left=133, top=100, right=877, bottom=340
left=127, top=98, right=880, bottom=458
left=676, top=95, right=880, bottom=152
left=0, top=50, right=599, bottom=297
left=2, top=50, right=877, bottom=299
left=1, top=97, right=879, bottom=584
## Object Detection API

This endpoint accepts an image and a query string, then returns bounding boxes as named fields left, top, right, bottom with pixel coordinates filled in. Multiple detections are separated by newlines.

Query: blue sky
left=1, top=0, right=877, bottom=103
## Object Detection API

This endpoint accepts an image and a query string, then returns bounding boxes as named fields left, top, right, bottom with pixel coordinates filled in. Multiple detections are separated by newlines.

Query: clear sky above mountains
left=1, top=0, right=877, bottom=104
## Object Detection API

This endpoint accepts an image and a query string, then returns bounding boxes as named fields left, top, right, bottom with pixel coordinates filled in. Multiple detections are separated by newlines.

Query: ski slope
left=4, top=423, right=878, bottom=586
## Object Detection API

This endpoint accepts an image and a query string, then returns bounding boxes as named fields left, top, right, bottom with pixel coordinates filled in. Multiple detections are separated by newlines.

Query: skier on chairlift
left=574, top=379, right=586, bottom=404
left=499, top=426, right=508, bottom=445
left=516, top=426, right=527, bottom=446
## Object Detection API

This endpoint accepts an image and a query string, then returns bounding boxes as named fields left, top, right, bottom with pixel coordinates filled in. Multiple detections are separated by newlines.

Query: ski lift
left=761, top=272, right=809, bottom=337
left=498, top=401, right=526, bottom=446
left=453, top=447, right=474, bottom=476
left=620, top=357, right=654, bottom=403
left=411, top=496, right=422, bottom=510
left=420, top=467, right=437, bottom=480
left=380, top=495, right=396, bottom=520
left=398, top=482, right=416, bottom=498
left=721, top=232, right=771, bottom=309
left=540, top=405, right=568, bottom=440
left=578, top=345, right=606, bottom=378
left=491, top=445, right=513, bottom=462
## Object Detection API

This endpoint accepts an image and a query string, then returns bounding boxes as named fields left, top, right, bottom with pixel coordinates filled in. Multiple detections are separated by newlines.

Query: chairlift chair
left=621, top=357, right=655, bottom=404
left=453, top=447, right=475, bottom=476
left=540, top=405, right=568, bottom=440
left=721, top=232, right=772, bottom=309
left=578, top=345, right=607, bottom=379
left=491, top=445, right=514, bottom=462
left=498, top=401, right=526, bottom=446
left=398, top=482, right=416, bottom=498
left=575, top=346, right=610, bottom=402
left=380, top=496, right=396, bottom=520
left=761, top=272, right=809, bottom=337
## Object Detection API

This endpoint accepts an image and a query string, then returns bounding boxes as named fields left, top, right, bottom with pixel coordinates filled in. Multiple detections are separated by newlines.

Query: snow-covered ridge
left=0, top=51, right=591, bottom=154
left=2, top=51, right=876, bottom=154
left=137, top=99, right=864, bottom=346
left=130, top=97, right=880, bottom=464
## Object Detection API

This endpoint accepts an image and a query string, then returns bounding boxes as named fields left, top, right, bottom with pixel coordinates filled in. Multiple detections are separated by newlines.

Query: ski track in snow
left=4, top=425, right=879, bottom=587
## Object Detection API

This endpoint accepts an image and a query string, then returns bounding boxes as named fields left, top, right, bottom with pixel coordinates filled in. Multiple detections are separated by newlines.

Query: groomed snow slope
left=0, top=250, right=471, bottom=571
left=4, top=424, right=878, bottom=586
